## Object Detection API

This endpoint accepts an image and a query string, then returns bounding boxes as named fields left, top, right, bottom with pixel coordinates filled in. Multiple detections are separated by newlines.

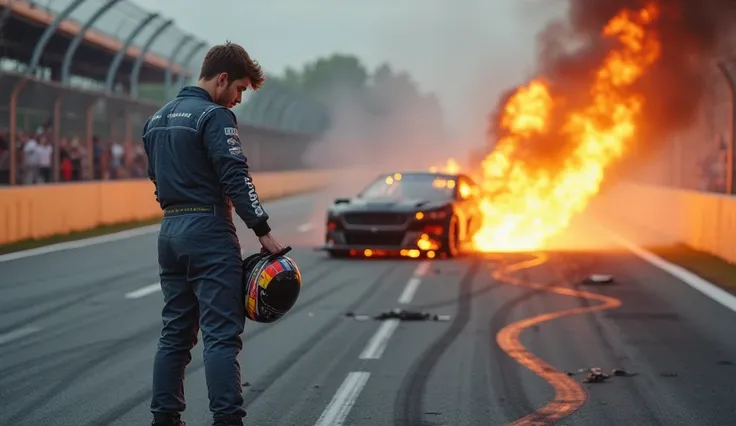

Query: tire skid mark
left=242, top=262, right=401, bottom=409
left=84, top=259, right=396, bottom=426
left=393, top=259, right=482, bottom=426
left=0, top=269, right=156, bottom=333
left=493, top=253, right=623, bottom=426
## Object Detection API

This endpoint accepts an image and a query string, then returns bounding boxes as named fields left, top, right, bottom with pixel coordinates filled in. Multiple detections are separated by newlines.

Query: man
left=142, top=41, right=284, bottom=426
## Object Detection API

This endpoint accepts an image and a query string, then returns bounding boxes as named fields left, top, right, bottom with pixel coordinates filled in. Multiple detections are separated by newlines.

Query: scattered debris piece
left=660, top=371, right=678, bottom=377
left=583, top=367, right=611, bottom=383
left=581, top=274, right=615, bottom=285
left=242, top=382, right=250, bottom=387
left=374, top=308, right=450, bottom=321
left=717, top=360, right=733, bottom=366
left=345, top=309, right=450, bottom=321
left=575, top=367, right=638, bottom=383
left=612, top=369, right=638, bottom=377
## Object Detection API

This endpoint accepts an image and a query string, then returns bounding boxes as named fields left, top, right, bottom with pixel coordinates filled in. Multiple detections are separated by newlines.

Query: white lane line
left=297, top=223, right=315, bottom=232
left=0, top=225, right=162, bottom=263
left=314, top=371, right=370, bottom=426
left=125, top=282, right=161, bottom=299
left=358, top=260, right=432, bottom=361
left=359, top=319, right=400, bottom=359
left=0, top=326, right=42, bottom=345
left=397, top=261, right=431, bottom=304
left=397, top=277, right=422, bottom=304
left=604, top=229, right=736, bottom=313
left=414, top=260, right=431, bottom=277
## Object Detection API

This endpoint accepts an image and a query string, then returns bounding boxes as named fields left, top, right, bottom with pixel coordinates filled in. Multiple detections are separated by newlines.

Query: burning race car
left=322, top=171, right=482, bottom=259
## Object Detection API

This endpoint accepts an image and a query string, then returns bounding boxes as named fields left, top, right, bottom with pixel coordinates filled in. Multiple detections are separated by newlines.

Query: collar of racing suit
left=176, top=86, right=214, bottom=102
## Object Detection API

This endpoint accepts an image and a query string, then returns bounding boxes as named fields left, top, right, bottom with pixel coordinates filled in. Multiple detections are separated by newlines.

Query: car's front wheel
left=440, top=215, right=460, bottom=258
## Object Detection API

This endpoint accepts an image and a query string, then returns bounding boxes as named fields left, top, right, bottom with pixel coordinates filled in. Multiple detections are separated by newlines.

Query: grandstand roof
left=0, top=0, right=208, bottom=89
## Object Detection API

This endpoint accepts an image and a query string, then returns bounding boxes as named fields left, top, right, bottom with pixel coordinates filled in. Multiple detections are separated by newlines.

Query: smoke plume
left=488, top=0, right=736, bottom=173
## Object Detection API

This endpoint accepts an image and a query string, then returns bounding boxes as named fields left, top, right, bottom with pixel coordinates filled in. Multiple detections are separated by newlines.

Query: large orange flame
left=473, top=3, right=661, bottom=252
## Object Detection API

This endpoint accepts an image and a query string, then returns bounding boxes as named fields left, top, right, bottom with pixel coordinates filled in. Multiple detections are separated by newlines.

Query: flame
left=429, top=157, right=460, bottom=174
left=472, top=3, right=661, bottom=252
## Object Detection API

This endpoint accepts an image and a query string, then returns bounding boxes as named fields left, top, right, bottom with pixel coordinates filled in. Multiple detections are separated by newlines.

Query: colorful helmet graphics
left=242, top=246, right=302, bottom=323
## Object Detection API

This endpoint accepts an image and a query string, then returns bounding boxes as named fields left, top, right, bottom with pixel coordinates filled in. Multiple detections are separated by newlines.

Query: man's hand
left=258, top=233, right=284, bottom=254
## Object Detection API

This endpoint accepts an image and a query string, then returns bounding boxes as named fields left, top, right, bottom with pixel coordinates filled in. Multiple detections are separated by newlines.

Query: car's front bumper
left=322, top=229, right=444, bottom=258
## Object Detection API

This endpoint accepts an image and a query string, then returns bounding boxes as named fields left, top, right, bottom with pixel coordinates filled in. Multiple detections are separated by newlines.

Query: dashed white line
left=359, top=260, right=432, bottom=359
left=0, top=326, right=42, bottom=345
left=397, top=277, right=422, bottom=304
left=125, top=282, right=161, bottom=299
left=314, top=371, right=370, bottom=426
left=359, top=319, right=400, bottom=359
left=397, top=261, right=431, bottom=304
left=297, top=223, right=315, bottom=232
left=414, top=260, right=431, bottom=277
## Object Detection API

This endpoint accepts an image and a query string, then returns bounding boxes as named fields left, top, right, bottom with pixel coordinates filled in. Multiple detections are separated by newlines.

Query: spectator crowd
left=0, top=126, right=148, bottom=185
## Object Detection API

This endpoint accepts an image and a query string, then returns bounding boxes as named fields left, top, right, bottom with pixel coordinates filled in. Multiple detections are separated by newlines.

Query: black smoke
left=487, top=0, right=736, bottom=174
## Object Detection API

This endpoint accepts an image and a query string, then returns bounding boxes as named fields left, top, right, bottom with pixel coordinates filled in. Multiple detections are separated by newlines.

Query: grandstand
left=0, top=0, right=330, bottom=186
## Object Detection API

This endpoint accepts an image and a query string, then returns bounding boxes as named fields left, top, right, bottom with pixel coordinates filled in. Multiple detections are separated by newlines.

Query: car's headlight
left=414, top=208, right=449, bottom=220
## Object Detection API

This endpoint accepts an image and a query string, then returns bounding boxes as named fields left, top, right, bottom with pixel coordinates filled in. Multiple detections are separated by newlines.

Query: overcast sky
left=134, top=0, right=566, bottom=141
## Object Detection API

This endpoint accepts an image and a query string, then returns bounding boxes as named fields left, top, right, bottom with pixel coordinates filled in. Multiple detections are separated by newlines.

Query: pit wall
left=595, top=181, right=736, bottom=264
left=0, top=169, right=351, bottom=246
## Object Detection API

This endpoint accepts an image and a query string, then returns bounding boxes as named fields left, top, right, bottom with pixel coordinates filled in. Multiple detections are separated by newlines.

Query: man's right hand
left=258, top=233, right=284, bottom=254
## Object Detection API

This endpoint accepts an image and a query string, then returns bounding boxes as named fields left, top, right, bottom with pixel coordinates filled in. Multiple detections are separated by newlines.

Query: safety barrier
left=0, top=169, right=349, bottom=246
left=595, top=182, right=736, bottom=264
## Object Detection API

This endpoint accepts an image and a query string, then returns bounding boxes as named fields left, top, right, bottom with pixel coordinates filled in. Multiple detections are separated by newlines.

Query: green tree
left=274, top=54, right=369, bottom=100
left=269, top=53, right=447, bottom=159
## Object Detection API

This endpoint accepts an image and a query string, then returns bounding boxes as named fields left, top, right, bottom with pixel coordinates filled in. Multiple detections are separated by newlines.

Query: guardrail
left=595, top=181, right=736, bottom=264
left=0, top=169, right=348, bottom=245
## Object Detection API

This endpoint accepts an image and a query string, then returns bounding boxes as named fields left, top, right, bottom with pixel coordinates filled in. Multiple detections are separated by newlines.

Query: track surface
left=2, top=186, right=736, bottom=426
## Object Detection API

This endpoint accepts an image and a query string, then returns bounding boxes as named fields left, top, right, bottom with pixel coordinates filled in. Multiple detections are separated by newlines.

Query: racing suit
left=142, top=86, right=269, bottom=425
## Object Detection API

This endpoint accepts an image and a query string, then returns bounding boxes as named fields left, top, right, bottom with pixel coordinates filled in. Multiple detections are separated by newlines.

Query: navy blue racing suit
left=142, top=86, right=269, bottom=424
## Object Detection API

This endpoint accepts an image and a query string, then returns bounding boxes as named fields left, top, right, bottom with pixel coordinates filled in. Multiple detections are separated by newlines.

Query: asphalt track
left=1, top=186, right=736, bottom=426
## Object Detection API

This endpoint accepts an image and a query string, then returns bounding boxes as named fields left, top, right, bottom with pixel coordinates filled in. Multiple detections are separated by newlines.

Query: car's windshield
left=359, top=173, right=456, bottom=201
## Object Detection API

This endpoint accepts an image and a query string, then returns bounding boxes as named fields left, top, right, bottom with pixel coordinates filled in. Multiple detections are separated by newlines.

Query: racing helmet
left=242, top=246, right=302, bottom=323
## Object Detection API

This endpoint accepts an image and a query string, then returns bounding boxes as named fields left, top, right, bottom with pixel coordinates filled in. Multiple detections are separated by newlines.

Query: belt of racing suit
left=163, top=203, right=231, bottom=218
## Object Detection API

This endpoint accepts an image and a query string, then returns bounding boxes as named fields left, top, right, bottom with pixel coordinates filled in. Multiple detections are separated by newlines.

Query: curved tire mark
left=493, top=253, right=622, bottom=425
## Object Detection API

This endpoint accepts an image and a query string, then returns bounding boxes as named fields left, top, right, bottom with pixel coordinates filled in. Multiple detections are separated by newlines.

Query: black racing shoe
left=213, top=414, right=244, bottom=426
left=152, top=413, right=185, bottom=426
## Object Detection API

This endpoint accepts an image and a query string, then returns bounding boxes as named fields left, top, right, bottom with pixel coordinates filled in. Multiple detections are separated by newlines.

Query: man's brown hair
left=198, top=41, right=265, bottom=90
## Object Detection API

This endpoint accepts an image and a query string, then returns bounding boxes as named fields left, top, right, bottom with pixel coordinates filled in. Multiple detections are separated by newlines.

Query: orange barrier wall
left=0, top=169, right=347, bottom=246
left=595, top=182, right=736, bottom=264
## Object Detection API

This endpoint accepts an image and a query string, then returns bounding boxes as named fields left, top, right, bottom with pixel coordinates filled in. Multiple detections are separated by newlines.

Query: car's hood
left=331, top=197, right=449, bottom=213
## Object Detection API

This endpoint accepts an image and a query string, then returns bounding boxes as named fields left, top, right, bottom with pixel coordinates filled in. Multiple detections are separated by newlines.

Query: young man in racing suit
left=142, top=41, right=284, bottom=426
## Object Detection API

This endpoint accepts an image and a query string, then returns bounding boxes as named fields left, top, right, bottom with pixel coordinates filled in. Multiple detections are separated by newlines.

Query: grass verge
left=0, top=217, right=163, bottom=256
left=645, top=243, right=736, bottom=290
